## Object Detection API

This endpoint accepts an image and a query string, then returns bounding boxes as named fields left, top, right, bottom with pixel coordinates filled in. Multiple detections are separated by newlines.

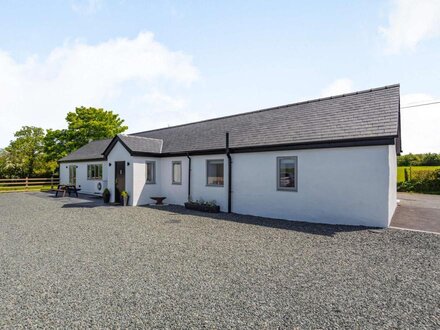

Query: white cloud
left=72, top=0, right=103, bottom=15
left=0, top=32, right=199, bottom=147
left=320, top=78, right=353, bottom=97
left=400, top=93, right=440, bottom=153
left=380, top=0, right=440, bottom=53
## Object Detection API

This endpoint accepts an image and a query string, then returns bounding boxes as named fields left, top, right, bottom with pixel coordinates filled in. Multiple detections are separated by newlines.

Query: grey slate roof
left=59, top=84, right=400, bottom=161
left=118, top=135, right=163, bottom=153
left=131, top=84, right=400, bottom=154
left=59, top=139, right=112, bottom=162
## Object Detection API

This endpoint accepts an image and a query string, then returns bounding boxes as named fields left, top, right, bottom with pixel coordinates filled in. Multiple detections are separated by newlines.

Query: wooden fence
left=0, top=177, right=60, bottom=193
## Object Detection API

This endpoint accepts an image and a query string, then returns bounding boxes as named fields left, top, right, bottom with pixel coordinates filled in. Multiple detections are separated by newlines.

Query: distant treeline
left=397, top=153, right=440, bottom=166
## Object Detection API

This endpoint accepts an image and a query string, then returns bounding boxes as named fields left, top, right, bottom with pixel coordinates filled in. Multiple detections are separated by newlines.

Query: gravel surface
left=0, top=192, right=439, bottom=328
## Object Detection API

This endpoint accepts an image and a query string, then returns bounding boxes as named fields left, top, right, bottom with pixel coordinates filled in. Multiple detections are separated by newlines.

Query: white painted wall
left=158, top=157, right=189, bottom=206
left=132, top=156, right=163, bottom=206
left=60, top=143, right=398, bottom=227
left=189, top=155, right=228, bottom=211
left=107, top=142, right=133, bottom=204
left=231, top=145, right=395, bottom=227
left=387, top=145, right=397, bottom=225
left=59, top=161, right=107, bottom=195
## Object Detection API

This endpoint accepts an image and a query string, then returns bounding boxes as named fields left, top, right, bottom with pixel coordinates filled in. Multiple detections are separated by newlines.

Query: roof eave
left=58, top=157, right=107, bottom=164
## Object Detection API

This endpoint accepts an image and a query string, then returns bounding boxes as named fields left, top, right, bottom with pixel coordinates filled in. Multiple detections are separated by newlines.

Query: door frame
left=114, top=161, right=126, bottom=204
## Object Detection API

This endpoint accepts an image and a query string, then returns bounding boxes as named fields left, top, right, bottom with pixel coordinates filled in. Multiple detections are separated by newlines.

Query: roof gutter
left=59, top=135, right=398, bottom=163
left=186, top=153, right=192, bottom=202
left=58, top=157, right=106, bottom=164
left=226, top=132, right=232, bottom=213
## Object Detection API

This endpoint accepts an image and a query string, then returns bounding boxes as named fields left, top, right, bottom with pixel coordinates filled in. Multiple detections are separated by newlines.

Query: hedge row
left=397, top=169, right=440, bottom=194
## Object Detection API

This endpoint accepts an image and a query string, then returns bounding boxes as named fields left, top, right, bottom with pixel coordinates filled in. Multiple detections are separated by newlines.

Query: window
left=69, top=165, right=76, bottom=185
left=172, top=161, right=182, bottom=184
left=87, top=164, right=103, bottom=180
left=207, top=159, right=224, bottom=186
left=146, top=161, right=156, bottom=184
left=277, top=156, right=297, bottom=191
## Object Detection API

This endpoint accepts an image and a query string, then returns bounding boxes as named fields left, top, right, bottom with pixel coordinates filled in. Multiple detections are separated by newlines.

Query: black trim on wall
left=226, top=132, right=232, bottom=213
left=129, top=135, right=397, bottom=158
left=186, top=153, right=191, bottom=201
left=61, top=135, right=398, bottom=163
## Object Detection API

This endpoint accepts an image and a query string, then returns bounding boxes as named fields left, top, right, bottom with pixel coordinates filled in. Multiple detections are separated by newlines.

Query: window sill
left=277, top=187, right=298, bottom=192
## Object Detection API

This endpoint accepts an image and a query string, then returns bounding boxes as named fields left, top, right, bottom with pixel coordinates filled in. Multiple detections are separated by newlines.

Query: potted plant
left=184, top=198, right=220, bottom=213
left=121, top=191, right=129, bottom=206
left=103, top=188, right=111, bottom=204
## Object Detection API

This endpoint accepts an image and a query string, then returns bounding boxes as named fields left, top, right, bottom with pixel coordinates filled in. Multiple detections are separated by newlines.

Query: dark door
left=115, top=161, right=126, bottom=204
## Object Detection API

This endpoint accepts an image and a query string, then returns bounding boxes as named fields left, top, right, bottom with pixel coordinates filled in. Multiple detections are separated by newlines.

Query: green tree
left=44, top=107, right=128, bottom=162
left=420, top=153, right=440, bottom=166
left=5, top=126, right=45, bottom=177
left=66, top=106, right=128, bottom=149
left=397, top=153, right=420, bottom=166
left=398, top=153, right=440, bottom=166
left=0, top=149, right=12, bottom=178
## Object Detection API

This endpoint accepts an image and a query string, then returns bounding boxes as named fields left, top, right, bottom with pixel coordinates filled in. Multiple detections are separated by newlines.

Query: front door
left=115, top=161, right=126, bottom=204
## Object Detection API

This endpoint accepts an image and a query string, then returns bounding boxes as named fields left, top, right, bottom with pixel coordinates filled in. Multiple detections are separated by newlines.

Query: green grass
left=397, top=166, right=440, bottom=183
left=0, top=185, right=54, bottom=193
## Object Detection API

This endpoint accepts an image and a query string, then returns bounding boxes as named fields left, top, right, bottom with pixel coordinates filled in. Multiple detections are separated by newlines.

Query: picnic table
left=55, top=184, right=81, bottom=197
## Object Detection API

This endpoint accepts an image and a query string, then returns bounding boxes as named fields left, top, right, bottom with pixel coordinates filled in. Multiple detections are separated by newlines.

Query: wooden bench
left=55, top=188, right=67, bottom=197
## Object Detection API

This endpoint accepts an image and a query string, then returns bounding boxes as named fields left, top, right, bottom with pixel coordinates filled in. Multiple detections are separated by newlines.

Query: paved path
left=391, top=192, right=440, bottom=233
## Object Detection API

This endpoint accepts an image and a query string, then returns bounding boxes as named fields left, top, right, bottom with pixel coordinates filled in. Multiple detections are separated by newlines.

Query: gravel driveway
left=1, top=193, right=439, bottom=328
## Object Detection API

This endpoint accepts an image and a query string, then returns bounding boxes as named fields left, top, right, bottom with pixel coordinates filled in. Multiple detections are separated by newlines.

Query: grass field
left=397, top=166, right=440, bottom=183
left=0, top=185, right=54, bottom=193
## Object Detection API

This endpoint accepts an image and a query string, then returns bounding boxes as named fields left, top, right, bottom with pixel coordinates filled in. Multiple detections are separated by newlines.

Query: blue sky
left=0, top=0, right=439, bottom=152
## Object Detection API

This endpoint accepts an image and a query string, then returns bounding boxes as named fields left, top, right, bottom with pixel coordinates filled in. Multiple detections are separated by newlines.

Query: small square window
left=207, top=159, right=224, bottom=186
left=146, top=161, right=156, bottom=184
left=277, top=157, right=297, bottom=191
left=87, top=164, right=103, bottom=180
left=172, top=161, right=182, bottom=184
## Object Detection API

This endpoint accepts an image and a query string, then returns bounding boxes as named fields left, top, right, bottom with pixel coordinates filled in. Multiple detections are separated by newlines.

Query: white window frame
left=172, top=161, right=182, bottom=185
left=145, top=161, right=156, bottom=184
left=206, top=159, right=224, bottom=187
left=276, top=156, right=298, bottom=192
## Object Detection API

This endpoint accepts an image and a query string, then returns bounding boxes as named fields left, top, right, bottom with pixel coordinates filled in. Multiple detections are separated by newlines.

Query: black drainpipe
left=186, top=153, right=191, bottom=201
left=226, top=132, right=232, bottom=213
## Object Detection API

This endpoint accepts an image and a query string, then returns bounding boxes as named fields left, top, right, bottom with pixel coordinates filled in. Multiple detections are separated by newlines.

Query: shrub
left=103, top=188, right=111, bottom=203
left=397, top=169, right=440, bottom=193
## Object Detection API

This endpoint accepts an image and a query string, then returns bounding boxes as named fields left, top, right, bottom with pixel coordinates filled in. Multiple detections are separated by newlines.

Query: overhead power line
left=401, top=100, right=440, bottom=109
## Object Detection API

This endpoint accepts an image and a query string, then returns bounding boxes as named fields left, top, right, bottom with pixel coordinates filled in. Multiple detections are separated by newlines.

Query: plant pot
left=122, top=196, right=129, bottom=206
left=184, top=202, right=220, bottom=213
left=103, top=194, right=110, bottom=204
